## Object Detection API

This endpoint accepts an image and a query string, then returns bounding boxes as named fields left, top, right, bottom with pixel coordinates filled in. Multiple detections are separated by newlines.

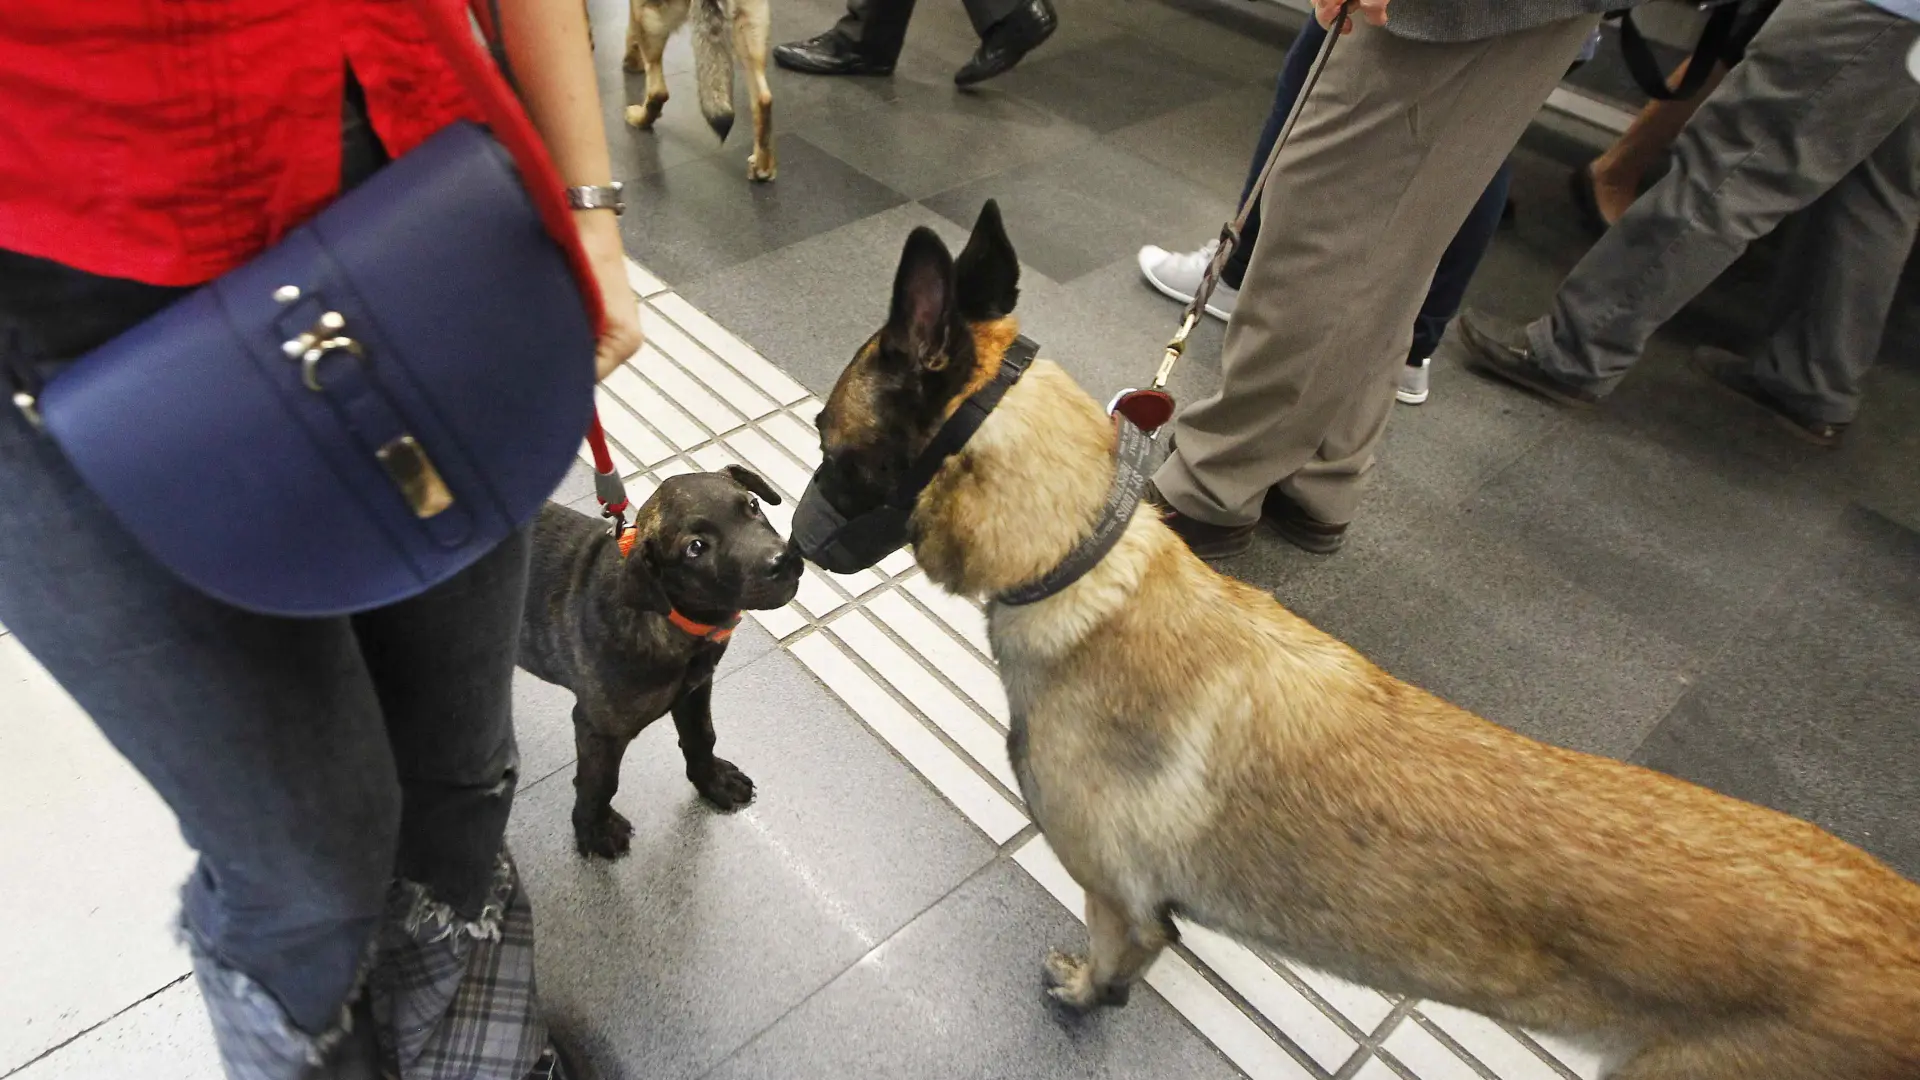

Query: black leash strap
left=1617, top=3, right=1740, bottom=102
left=891, top=337, right=1037, bottom=507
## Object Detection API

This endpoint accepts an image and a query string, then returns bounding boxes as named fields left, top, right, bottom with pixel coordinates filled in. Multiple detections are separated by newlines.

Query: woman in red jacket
left=0, top=3, right=639, bottom=1077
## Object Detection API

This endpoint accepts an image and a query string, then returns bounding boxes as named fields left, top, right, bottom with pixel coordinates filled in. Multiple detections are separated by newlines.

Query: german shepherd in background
left=802, top=201, right=1920, bottom=1079
left=623, top=0, right=775, bottom=182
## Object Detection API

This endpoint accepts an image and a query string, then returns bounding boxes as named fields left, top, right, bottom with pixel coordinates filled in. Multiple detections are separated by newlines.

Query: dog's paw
left=622, top=48, right=644, bottom=72
left=623, top=104, right=656, bottom=130
left=573, top=810, right=634, bottom=859
left=1042, top=949, right=1100, bottom=1011
left=747, top=153, right=777, bottom=182
left=692, top=758, right=755, bottom=811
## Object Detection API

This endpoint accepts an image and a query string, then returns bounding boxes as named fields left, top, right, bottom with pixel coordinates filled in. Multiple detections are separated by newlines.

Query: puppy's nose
left=767, top=546, right=801, bottom=577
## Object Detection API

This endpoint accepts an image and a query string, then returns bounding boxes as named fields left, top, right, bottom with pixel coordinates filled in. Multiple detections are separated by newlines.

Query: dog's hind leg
left=671, top=681, right=755, bottom=810
left=735, top=3, right=776, bottom=181
left=1045, top=893, right=1176, bottom=1011
left=622, top=0, right=644, bottom=69
left=624, top=2, right=682, bottom=129
left=571, top=704, right=638, bottom=859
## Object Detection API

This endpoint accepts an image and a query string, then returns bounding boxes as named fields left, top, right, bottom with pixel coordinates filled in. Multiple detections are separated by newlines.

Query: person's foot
left=1137, top=241, right=1238, bottom=321
left=1145, top=482, right=1253, bottom=559
left=1690, top=346, right=1850, bottom=448
left=1397, top=357, right=1430, bottom=405
left=773, top=31, right=896, bottom=76
left=527, top=1037, right=582, bottom=1079
left=1457, top=311, right=1603, bottom=408
left=954, top=0, right=1057, bottom=86
left=1260, top=487, right=1346, bottom=554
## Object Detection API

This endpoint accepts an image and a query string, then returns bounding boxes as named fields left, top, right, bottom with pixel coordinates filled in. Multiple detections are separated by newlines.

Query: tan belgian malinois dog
left=792, top=202, right=1920, bottom=1080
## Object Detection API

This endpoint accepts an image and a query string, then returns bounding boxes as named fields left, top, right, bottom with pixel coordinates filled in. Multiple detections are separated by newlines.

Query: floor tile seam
left=683, top=853, right=1016, bottom=1080
left=0, top=972, right=194, bottom=1080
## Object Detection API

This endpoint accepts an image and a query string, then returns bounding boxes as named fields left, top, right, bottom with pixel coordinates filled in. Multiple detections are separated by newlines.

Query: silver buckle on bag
left=277, top=299, right=455, bottom=520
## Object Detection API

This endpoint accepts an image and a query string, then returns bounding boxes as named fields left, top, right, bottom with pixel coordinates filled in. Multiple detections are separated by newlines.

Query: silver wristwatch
left=565, top=182, right=625, bottom=216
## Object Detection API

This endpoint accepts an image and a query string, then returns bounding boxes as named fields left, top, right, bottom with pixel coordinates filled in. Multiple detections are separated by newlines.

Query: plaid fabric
left=371, top=850, right=547, bottom=1079
left=189, top=848, right=544, bottom=1080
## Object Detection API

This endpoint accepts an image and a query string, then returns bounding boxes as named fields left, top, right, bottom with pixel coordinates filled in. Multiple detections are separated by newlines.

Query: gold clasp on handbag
left=277, top=303, right=454, bottom=520
left=377, top=435, right=456, bottom=519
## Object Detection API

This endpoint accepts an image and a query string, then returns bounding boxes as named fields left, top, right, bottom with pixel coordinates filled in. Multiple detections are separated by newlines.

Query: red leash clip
left=583, top=410, right=630, bottom=534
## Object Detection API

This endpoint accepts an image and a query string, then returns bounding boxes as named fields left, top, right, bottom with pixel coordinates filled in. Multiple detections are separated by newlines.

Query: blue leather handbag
left=34, top=119, right=596, bottom=617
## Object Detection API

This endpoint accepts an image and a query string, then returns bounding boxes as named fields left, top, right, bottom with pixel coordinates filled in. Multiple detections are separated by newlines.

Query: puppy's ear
left=883, top=227, right=957, bottom=371
left=955, top=200, right=1020, bottom=321
left=618, top=534, right=674, bottom=616
left=723, top=464, right=782, bottom=506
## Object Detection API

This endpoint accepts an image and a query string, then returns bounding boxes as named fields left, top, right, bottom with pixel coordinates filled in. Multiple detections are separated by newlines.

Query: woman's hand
left=1315, top=0, right=1388, bottom=33
left=575, top=208, right=643, bottom=381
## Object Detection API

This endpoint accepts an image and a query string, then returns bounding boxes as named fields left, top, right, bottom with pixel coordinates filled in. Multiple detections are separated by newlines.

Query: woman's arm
left=495, top=0, right=642, bottom=380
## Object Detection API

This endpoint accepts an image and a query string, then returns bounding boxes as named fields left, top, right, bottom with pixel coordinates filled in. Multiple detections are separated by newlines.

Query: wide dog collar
left=618, top=527, right=740, bottom=643
left=996, top=414, right=1153, bottom=607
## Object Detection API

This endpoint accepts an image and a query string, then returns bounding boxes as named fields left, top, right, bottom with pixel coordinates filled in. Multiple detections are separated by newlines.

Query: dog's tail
left=692, top=0, right=736, bottom=142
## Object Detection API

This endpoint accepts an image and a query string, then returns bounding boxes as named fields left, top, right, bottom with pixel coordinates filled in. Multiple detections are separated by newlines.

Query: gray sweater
left=1383, top=0, right=1642, bottom=42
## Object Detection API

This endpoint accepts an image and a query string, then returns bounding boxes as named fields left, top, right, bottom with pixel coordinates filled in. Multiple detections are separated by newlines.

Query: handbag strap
left=406, top=0, right=607, bottom=338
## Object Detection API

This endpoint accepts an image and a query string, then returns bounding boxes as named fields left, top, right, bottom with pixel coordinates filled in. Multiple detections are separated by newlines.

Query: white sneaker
left=1138, top=241, right=1238, bottom=321
left=1397, top=357, right=1430, bottom=405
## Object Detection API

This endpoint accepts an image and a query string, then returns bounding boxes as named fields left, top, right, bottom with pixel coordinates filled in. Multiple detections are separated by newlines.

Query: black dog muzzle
left=793, top=337, right=1037, bottom=574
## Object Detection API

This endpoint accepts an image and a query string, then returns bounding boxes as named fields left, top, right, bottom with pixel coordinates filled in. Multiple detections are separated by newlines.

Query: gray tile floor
left=6, top=3, right=1914, bottom=1079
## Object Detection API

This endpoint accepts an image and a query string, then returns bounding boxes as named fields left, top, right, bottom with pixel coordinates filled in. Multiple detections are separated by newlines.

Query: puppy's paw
left=692, top=757, right=755, bottom=811
left=1042, top=949, right=1099, bottom=1011
left=747, top=153, right=777, bottom=182
left=623, top=47, right=644, bottom=72
left=573, top=810, right=634, bottom=859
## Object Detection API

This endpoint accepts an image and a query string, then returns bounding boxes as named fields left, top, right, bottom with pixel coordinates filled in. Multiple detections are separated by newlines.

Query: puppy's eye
left=745, top=496, right=761, bottom=518
left=684, top=538, right=708, bottom=560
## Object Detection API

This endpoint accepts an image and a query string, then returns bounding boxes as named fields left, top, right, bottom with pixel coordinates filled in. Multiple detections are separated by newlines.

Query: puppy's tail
left=692, top=0, right=736, bottom=142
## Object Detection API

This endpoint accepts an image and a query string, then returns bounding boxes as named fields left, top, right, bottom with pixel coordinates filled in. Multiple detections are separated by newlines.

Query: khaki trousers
left=1154, top=15, right=1600, bottom=527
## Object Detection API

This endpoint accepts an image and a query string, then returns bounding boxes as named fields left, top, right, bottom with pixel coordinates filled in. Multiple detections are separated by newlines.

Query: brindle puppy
left=519, top=467, right=802, bottom=858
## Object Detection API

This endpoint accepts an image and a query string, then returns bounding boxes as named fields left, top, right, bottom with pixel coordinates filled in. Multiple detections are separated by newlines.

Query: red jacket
left=0, top=0, right=485, bottom=286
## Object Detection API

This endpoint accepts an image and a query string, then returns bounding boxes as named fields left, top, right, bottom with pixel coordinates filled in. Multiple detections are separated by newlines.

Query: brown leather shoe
left=1458, top=310, right=1604, bottom=408
left=1260, top=488, right=1346, bottom=554
left=1144, top=483, right=1253, bottom=560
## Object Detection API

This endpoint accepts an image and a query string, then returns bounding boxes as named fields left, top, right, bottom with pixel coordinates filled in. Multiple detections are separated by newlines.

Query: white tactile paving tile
left=604, top=362, right=705, bottom=450
left=789, top=634, right=1025, bottom=844
left=1417, top=1002, right=1568, bottom=1080
left=826, top=611, right=1019, bottom=794
left=1382, top=1018, right=1488, bottom=1080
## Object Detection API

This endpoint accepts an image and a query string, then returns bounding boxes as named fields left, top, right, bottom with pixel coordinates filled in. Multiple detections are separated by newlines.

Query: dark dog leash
left=1109, top=1, right=1352, bottom=434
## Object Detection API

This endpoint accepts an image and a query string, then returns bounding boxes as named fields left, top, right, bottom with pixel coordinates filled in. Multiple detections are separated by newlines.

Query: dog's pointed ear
left=619, top=532, right=674, bottom=616
left=883, top=227, right=957, bottom=370
left=723, top=464, right=782, bottom=506
left=955, top=200, right=1020, bottom=321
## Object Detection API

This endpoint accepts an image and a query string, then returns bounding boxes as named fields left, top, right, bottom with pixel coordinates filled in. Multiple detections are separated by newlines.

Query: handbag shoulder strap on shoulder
left=404, top=0, right=607, bottom=338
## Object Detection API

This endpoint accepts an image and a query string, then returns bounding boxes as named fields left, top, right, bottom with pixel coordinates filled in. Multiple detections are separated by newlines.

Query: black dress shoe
left=955, top=0, right=1057, bottom=86
left=773, top=31, right=896, bottom=76
left=1145, top=483, right=1254, bottom=560
left=1260, top=488, right=1346, bottom=555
